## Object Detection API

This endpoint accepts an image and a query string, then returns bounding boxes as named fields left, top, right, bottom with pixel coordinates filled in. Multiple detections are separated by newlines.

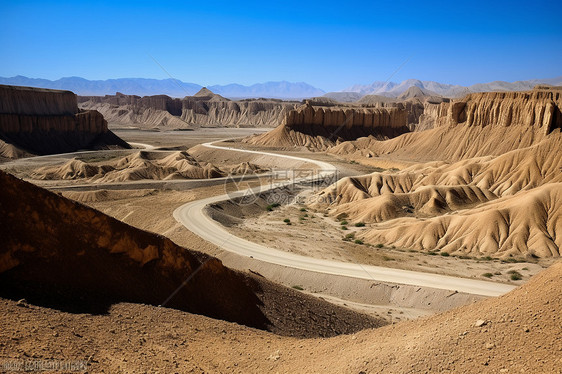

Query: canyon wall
left=0, top=85, right=78, bottom=115
left=446, top=88, right=562, bottom=134
left=78, top=91, right=297, bottom=129
left=0, top=85, right=129, bottom=156
left=330, top=86, right=562, bottom=162
left=245, top=102, right=410, bottom=150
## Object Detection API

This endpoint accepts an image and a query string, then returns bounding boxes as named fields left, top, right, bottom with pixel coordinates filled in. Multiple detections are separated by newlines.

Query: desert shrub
left=354, top=239, right=364, bottom=245
left=482, top=273, right=494, bottom=278
left=354, top=222, right=366, bottom=227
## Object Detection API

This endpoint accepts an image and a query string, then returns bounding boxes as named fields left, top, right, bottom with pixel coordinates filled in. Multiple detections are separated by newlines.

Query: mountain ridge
left=340, top=76, right=562, bottom=98
left=0, top=76, right=324, bottom=99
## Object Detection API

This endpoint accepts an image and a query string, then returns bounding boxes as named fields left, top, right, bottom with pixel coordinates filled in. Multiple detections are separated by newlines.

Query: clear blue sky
left=1, top=0, right=561, bottom=91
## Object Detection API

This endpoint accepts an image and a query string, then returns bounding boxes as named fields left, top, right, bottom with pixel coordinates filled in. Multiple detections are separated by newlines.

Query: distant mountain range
left=0, top=76, right=325, bottom=99
left=339, top=77, right=562, bottom=99
left=2, top=75, right=561, bottom=101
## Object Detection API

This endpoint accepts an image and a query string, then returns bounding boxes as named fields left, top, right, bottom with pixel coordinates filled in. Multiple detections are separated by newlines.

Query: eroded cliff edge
left=0, top=85, right=129, bottom=157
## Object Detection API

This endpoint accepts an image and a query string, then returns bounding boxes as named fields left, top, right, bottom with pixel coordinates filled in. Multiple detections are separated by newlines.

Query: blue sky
left=1, top=0, right=561, bottom=91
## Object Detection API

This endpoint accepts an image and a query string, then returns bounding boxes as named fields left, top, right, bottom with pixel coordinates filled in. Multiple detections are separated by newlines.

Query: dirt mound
left=315, top=134, right=562, bottom=257
left=31, top=151, right=227, bottom=182
left=0, top=138, right=30, bottom=160
left=0, top=170, right=384, bottom=337
left=245, top=102, right=410, bottom=150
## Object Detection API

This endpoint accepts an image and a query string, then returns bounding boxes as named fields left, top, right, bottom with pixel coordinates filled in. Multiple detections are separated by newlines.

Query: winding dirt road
left=174, top=141, right=516, bottom=297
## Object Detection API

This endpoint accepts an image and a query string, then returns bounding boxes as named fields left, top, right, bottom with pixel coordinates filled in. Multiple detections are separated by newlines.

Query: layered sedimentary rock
left=78, top=88, right=298, bottom=129
left=330, top=86, right=562, bottom=161
left=0, top=85, right=129, bottom=156
left=313, top=87, right=562, bottom=257
left=245, top=102, right=410, bottom=150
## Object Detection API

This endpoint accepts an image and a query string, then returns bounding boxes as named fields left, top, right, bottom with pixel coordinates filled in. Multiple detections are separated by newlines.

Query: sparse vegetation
left=266, top=203, right=281, bottom=211
left=354, top=222, right=365, bottom=227
left=376, top=243, right=384, bottom=248
left=342, top=233, right=355, bottom=242
left=509, top=271, right=523, bottom=281
left=354, top=239, right=364, bottom=245
left=340, top=220, right=348, bottom=225
left=341, top=226, right=348, bottom=230
left=482, top=273, right=494, bottom=278
left=383, top=256, right=395, bottom=261
left=299, top=207, right=307, bottom=212
left=291, top=285, right=304, bottom=290
left=440, top=252, right=450, bottom=257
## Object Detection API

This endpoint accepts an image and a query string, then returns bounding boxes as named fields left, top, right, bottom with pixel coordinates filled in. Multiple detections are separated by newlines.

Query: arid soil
left=1, top=262, right=560, bottom=373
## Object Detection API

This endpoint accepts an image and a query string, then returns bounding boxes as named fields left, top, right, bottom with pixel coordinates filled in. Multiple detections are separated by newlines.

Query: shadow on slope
left=0, top=171, right=384, bottom=337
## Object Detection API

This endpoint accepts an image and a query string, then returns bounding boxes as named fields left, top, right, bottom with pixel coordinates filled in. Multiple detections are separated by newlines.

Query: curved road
left=174, top=141, right=516, bottom=297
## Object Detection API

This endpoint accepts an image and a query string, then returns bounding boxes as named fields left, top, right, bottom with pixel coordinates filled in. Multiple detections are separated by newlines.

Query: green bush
left=440, top=252, right=450, bottom=257
left=510, top=272, right=522, bottom=281
left=266, top=203, right=281, bottom=211
left=340, top=220, right=348, bottom=225
left=299, top=207, right=307, bottom=212
left=482, top=273, right=494, bottom=278
left=292, top=285, right=304, bottom=290
left=354, top=239, right=364, bottom=245
left=376, top=243, right=384, bottom=248
left=354, top=222, right=366, bottom=227
left=341, top=226, right=348, bottom=230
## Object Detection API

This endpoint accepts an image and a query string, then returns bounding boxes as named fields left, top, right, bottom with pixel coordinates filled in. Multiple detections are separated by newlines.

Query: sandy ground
left=1, top=262, right=561, bottom=373
left=227, top=201, right=550, bottom=283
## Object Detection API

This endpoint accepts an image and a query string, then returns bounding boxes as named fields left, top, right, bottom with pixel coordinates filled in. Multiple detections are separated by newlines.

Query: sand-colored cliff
left=312, top=87, right=562, bottom=257
left=0, top=85, right=129, bottom=157
left=78, top=89, right=298, bottom=129
left=245, top=102, right=410, bottom=150
left=330, top=86, right=562, bottom=161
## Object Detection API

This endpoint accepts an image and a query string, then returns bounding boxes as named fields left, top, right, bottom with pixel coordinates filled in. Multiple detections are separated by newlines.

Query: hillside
left=312, top=87, right=562, bottom=257
left=0, top=170, right=383, bottom=337
left=1, top=250, right=560, bottom=372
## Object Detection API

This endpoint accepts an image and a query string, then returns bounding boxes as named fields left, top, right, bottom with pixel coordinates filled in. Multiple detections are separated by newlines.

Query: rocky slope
left=29, top=150, right=268, bottom=183
left=78, top=88, right=298, bottom=129
left=245, top=102, right=410, bottom=150
left=0, top=85, right=129, bottom=157
left=313, top=87, right=562, bottom=257
left=0, top=170, right=383, bottom=337
left=1, top=258, right=560, bottom=372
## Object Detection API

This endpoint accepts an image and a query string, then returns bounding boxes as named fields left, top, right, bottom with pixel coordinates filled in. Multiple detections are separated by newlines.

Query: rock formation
left=245, top=102, right=410, bottom=150
left=78, top=88, right=298, bottom=129
left=0, top=85, right=129, bottom=156
left=330, top=86, right=562, bottom=161
left=314, top=86, right=562, bottom=257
